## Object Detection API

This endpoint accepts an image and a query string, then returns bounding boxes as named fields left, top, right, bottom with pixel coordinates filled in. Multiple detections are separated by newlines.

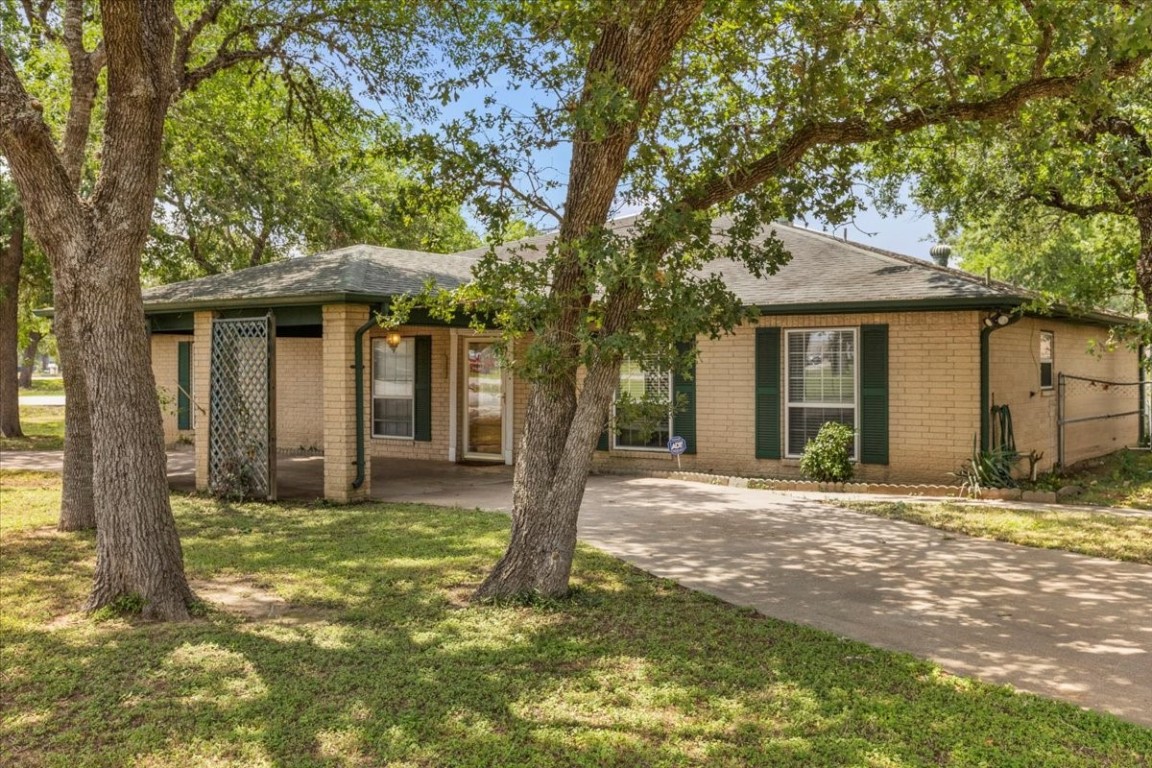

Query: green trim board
left=754, top=298, right=1129, bottom=328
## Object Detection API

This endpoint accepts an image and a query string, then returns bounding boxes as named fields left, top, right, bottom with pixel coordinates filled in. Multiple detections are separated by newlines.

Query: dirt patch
left=190, top=576, right=292, bottom=620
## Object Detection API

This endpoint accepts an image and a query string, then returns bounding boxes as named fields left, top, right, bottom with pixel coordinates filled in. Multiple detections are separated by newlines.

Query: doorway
left=464, top=339, right=504, bottom=461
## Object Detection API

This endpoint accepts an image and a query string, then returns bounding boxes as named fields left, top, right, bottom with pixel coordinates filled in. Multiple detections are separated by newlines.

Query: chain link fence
left=1057, top=373, right=1146, bottom=468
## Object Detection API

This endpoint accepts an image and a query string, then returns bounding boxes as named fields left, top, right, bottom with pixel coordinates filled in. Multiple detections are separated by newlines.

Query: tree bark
left=18, top=331, right=40, bottom=388
left=54, top=301, right=96, bottom=532
left=1134, top=199, right=1152, bottom=315
left=474, top=360, right=623, bottom=598
left=69, top=240, right=192, bottom=615
left=0, top=208, right=23, bottom=437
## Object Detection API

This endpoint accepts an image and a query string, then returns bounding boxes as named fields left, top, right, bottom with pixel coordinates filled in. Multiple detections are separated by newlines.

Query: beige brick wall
left=150, top=333, right=195, bottom=445
left=275, top=338, right=324, bottom=451
left=989, top=317, right=1139, bottom=471
left=193, top=312, right=212, bottom=491
left=151, top=332, right=323, bottom=451
left=323, top=304, right=371, bottom=501
left=592, top=310, right=984, bottom=484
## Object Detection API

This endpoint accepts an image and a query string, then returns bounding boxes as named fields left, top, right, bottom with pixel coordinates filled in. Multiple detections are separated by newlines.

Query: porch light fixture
left=983, top=311, right=1012, bottom=328
left=385, top=331, right=403, bottom=350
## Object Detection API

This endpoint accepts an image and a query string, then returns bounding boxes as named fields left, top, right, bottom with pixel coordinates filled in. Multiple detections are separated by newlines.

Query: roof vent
left=929, top=243, right=952, bottom=267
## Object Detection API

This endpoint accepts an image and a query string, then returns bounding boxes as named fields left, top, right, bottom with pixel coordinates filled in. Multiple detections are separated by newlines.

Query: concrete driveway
left=574, top=477, right=1151, bottom=727
left=6, top=450, right=1150, bottom=726
left=378, top=470, right=1152, bottom=727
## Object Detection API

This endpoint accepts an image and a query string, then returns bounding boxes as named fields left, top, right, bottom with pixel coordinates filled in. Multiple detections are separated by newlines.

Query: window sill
left=610, top=447, right=669, bottom=454
left=372, top=435, right=415, bottom=441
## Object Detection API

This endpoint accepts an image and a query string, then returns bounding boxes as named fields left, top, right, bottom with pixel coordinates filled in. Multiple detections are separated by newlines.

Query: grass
left=841, top=501, right=1152, bottom=565
left=0, top=406, right=65, bottom=451
left=3, top=477, right=1150, bottom=765
left=23, top=377, right=65, bottom=396
left=1044, top=449, right=1152, bottom=510
left=0, top=406, right=66, bottom=452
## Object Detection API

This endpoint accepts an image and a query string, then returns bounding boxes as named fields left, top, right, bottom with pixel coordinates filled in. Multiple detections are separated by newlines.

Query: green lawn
left=841, top=501, right=1152, bottom=565
left=24, top=377, right=66, bottom=396
left=0, top=406, right=65, bottom=452
left=2, top=472, right=1149, bottom=767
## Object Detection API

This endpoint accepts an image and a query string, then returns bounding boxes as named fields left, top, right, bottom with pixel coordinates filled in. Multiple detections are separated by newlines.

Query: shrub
left=799, top=422, right=855, bottom=483
left=952, top=436, right=1019, bottom=497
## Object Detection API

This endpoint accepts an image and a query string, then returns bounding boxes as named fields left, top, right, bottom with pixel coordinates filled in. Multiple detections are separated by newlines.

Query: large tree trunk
left=18, top=331, right=41, bottom=388
left=54, top=300, right=96, bottom=532
left=0, top=208, right=23, bottom=437
left=1135, top=199, right=1152, bottom=315
left=65, top=239, right=192, bottom=617
left=474, top=359, right=623, bottom=598
left=0, top=3, right=194, bottom=619
left=472, top=4, right=704, bottom=600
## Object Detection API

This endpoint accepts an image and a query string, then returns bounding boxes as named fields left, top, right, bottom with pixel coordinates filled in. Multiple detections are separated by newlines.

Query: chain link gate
left=1056, top=373, right=1146, bottom=468
left=209, top=315, right=277, bottom=499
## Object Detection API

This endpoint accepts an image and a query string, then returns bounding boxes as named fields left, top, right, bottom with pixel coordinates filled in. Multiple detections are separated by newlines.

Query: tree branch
left=90, top=0, right=178, bottom=258
left=19, top=0, right=57, bottom=41
left=681, top=54, right=1149, bottom=213
left=1082, top=116, right=1152, bottom=157
left=58, top=0, right=104, bottom=188
left=1030, top=190, right=1127, bottom=217
left=172, top=0, right=230, bottom=92
left=1020, top=0, right=1056, bottom=79
left=0, top=45, right=85, bottom=262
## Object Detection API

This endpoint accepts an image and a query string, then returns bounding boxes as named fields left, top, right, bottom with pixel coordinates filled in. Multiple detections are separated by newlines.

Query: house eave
left=754, top=297, right=1135, bottom=327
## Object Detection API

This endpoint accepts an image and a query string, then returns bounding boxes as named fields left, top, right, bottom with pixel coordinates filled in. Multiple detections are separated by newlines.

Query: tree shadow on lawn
left=2, top=498, right=1149, bottom=768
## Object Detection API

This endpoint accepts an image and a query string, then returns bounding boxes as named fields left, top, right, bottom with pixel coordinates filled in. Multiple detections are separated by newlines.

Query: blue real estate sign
left=667, top=435, right=687, bottom=456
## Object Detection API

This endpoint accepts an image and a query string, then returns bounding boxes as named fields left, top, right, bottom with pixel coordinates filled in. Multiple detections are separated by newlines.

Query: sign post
left=667, top=435, right=687, bottom=469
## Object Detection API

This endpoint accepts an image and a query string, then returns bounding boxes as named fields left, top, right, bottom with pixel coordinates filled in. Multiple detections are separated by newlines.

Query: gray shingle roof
left=141, top=245, right=479, bottom=311
left=139, top=218, right=1125, bottom=324
left=455, top=216, right=1025, bottom=310
left=704, top=222, right=1023, bottom=309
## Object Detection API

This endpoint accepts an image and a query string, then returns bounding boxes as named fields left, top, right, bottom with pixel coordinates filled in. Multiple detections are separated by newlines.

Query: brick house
left=142, top=221, right=1141, bottom=501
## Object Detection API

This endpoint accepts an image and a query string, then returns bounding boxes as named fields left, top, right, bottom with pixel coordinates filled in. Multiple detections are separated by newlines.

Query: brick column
left=193, top=311, right=213, bottom=492
left=323, top=304, right=371, bottom=502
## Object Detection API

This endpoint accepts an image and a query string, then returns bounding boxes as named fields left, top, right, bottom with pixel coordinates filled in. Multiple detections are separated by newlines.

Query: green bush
left=799, top=422, right=855, bottom=483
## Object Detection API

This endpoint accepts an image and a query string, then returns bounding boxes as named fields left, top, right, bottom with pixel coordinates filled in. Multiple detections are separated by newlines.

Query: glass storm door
left=465, top=341, right=504, bottom=459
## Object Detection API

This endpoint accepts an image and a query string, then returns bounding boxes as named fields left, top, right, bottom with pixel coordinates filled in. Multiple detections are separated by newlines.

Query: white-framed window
left=372, top=338, right=414, bottom=439
left=612, top=358, right=673, bottom=451
left=785, top=328, right=857, bottom=458
left=1040, top=331, right=1054, bottom=390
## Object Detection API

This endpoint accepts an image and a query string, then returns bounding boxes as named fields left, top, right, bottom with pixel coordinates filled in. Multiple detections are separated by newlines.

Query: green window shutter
left=177, top=341, right=192, bottom=430
left=755, top=327, right=781, bottom=459
left=596, top=429, right=609, bottom=451
left=673, top=341, right=697, bottom=454
left=860, top=324, right=889, bottom=465
left=414, top=335, right=432, bottom=442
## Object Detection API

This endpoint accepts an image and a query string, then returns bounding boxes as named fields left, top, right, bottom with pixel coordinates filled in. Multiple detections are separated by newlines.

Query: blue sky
left=423, top=56, right=942, bottom=263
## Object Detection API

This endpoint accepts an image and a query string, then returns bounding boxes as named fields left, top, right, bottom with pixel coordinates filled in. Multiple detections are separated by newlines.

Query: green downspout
left=979, top=311, right=1021, bottom=452
left=352, top=310, right=379, bottom=490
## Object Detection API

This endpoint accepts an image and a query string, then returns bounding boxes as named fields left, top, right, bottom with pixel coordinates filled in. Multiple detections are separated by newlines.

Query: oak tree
left=420, top=1, right=1152, bottom=599
left=884, top=64, right=1152, bottom=321
left=0, top=0, right=439, bottom=619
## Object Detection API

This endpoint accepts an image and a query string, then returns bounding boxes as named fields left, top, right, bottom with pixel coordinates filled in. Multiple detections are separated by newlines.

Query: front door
left=464, top=340, right=504, bottom=460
